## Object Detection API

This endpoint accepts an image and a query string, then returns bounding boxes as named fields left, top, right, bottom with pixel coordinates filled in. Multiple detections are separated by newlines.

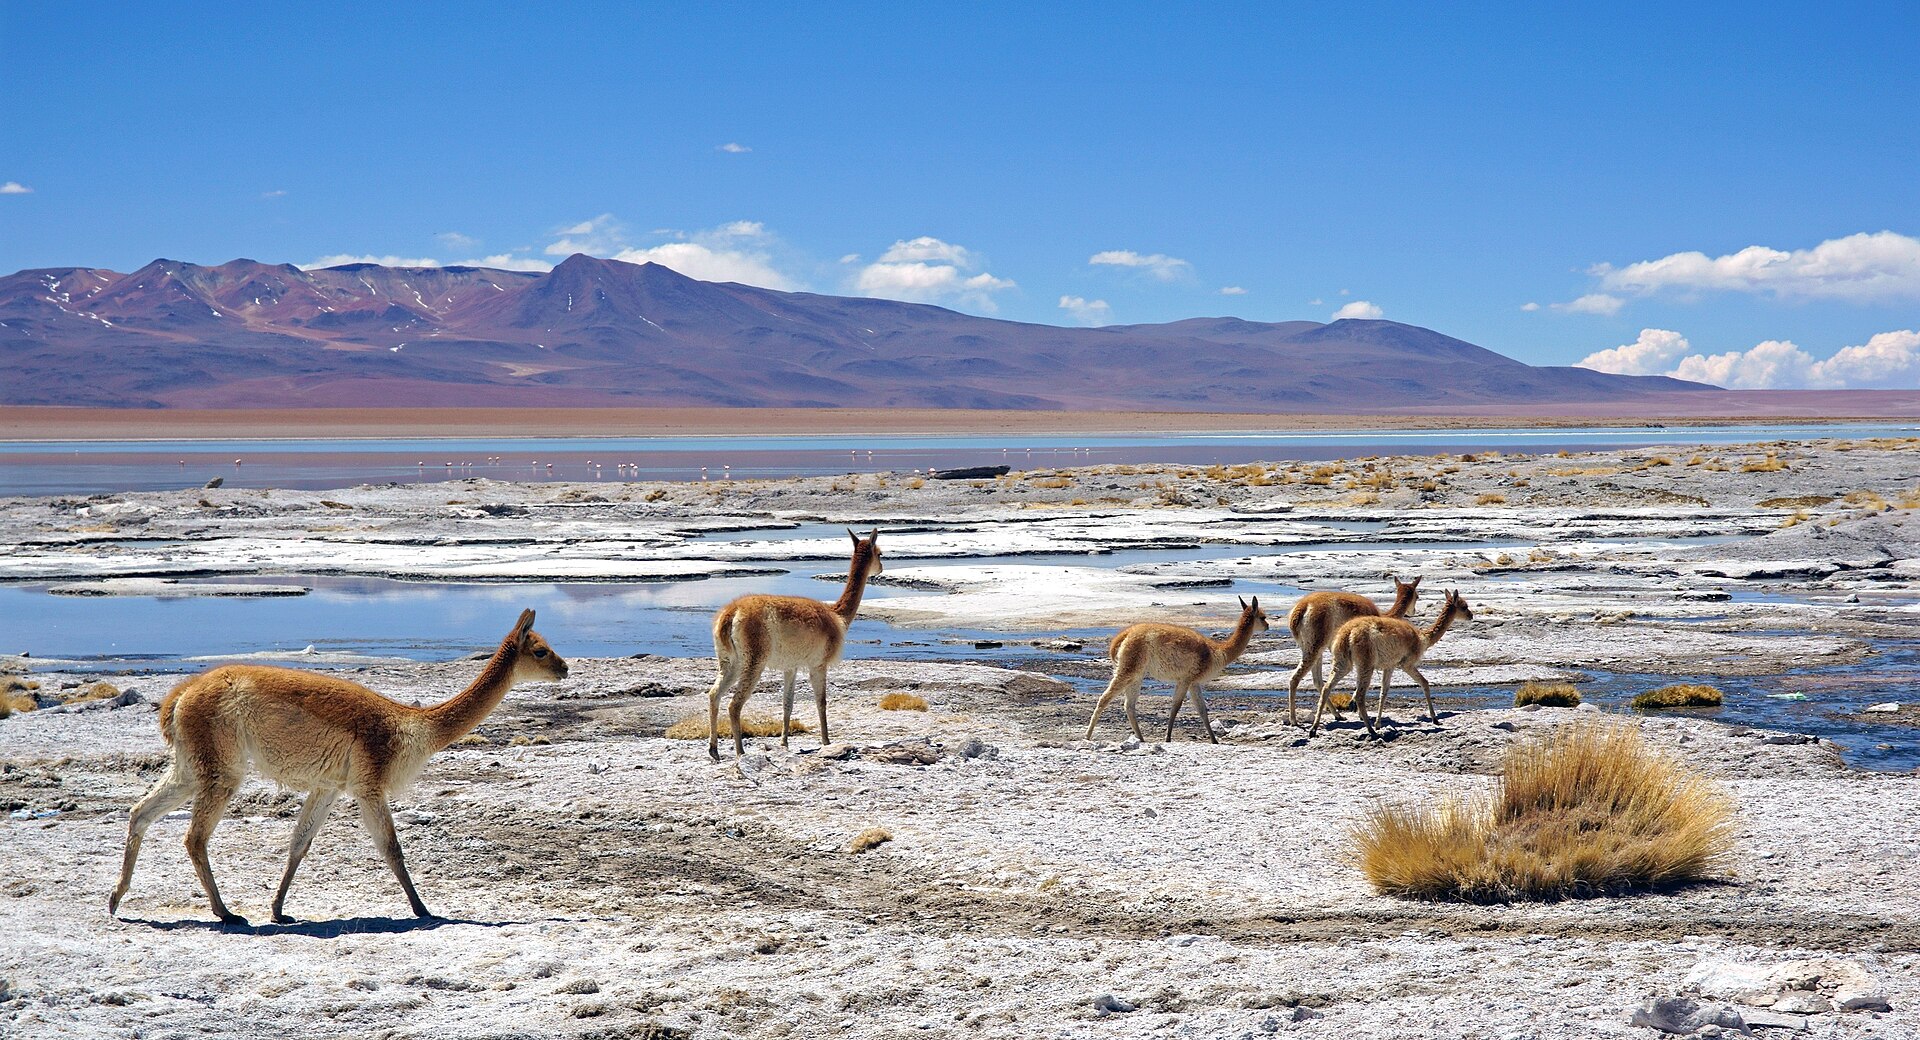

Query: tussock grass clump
left=1632, top=684, right=1724, bottom=710
left=61, top=681, right=122, bottom=705
left=879, top=692, right=928, bottom=711
left=1475, top=493, right=1507, bottom=505
left=1514, top=682, right=1581, bottom=708
left=848, top=827, right=893, bottom=853
left=1350, top=721, right=1735, bottom=901
left=664, top=714, right=812, bottom=740
left=1758, top=495, right=1835, bottom=509
left=1740, top=453, right=1788, bottom=473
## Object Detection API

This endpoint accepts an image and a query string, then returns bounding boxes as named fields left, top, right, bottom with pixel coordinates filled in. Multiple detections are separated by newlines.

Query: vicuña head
left=1308, top=588, right=1471, bottom=738
left=1284, top=574, right=1420, bottom=727
left=110, top=609, right=566, bottom=925
left=1086, top=594, right=1268, bottom=744
left=704, top=528, right=881, bottom=760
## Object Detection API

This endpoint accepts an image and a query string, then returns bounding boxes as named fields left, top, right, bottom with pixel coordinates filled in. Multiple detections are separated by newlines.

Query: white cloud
left=855, top=236, right=1014, bottom=311
left=1307, top=297, right=1323, bottom=306
left=1058, top=295, right=1113, bottom=325
left=545, top=214, right=626, bottom=255
left=611, top=240, right=796, bottom=289
left=1520, top=302, right=1541, bottom=311
left=260, top=189, right=287, bottom=199
left=0, top=181, right=32, bottom=195
left=1553, top=293, right=1624, bottom=316
left=302, top=254, right=441, bottom=269
left=437, top=231, right=480, bottom=249
left=1577, top=327, right=1920, bottom=389
left=718, top=142, right=751, bottom=154
left=1088, top=250, right=1191, bottom=281
left=456, top=253, right=552, bottom=272
left=880, top=236, right=974, bottom=265
left=1594, top=231, right=1920, bottom=303
left=1332, top=300, right=1383, bottom=320
left=839, top=253, right=861, bottom=264
left=1574, top=329, right=1695, bottom=376
left=1218, top=286, right=1247, bottom=296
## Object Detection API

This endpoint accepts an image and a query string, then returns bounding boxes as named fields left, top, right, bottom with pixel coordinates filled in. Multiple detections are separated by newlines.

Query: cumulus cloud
left=1, top=181, right=33, bottom=194
left=610, top=240, right=795, bottom=289
left=718, top=142, right=752, bottom=153
left=1089, top=250, right=1192, bottom=281
left=437, top=231, right=480, bottom=249
left=1058, top=295, right=1113, bottom=325
left=1332, top=300, right=1383, bottom=320
left=1520, top=302, right=1541, bottom=312
left=260, top=189, right=287, bottom=199
left=1553, top=293, right=1625, bottom=316
left=1574, top=329, right=1696, bottom=376
left=545, top=214, right=627, bottom=256
left=537, top=216, right=800, bottom=289
left=1594, top=231, right=1920, bottom=303
left=457, top=253, right=552, bottom=272
left=854, top=236, right=1014, bottom=311
left=1577, top=327, right=1920, bottom=389
left=1218, top=286, right=1247, bottom=296
left=302, top=254, right=442, bottom=269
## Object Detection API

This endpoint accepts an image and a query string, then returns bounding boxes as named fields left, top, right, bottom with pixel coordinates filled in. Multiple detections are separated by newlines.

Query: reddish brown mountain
left=0, top=254, right=1711, bottom=409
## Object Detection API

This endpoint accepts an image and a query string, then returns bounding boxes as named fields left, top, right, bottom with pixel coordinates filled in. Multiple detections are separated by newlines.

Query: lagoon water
left=3, top=422, right=1912, bottom=496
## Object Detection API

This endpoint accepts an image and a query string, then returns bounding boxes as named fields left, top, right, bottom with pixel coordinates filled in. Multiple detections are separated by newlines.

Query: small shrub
left=1758, top=495, right=1834, bottom=509
left=879, top=692, right=928, bottom=712
left=644, top=488, right=668, bottom=502
left=61, top=681, right=122, bottom=705
left=1349, top=721, right=1735, bottom=901
left=1632, top=684, right=1724, bottom=710
left=1030, top=476, right=1073, bottom=490
left=1741, top=453, right=1787, bottom=473
left=1475, top=493, right=1507, bottom=505
left=1514, top=682, right=1581, bottom=708
left=848, top=827, right=894, bottom=853
left=1779, top=510, right=1810, bottom=529
left=905, top=478, right=925, bottom=490
left=663, top=714, right=811, bottom=740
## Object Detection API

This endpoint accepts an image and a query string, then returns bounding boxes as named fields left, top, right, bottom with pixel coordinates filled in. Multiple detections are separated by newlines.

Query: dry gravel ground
left=4, top=437, right=1920, bottom=1039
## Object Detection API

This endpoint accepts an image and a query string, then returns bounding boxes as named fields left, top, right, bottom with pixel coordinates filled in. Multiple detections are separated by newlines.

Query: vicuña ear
left=1250, top=595, right=1259, bottom=611
left=1238, top=595, right=1248, bottom=610
left=847, top=527, right=860, bottom=544
left=512, top=608, right=536, bottom=639
left=867, top=528, right=879, bottom=542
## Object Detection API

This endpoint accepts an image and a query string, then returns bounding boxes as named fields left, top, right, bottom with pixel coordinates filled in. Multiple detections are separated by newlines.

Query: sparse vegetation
left=1349, top=721, right=1736, bottom=901
left=879, top=692, right=928, bottom=711
left=1741, top=453, right=1788, bottom=473
left=1475, top=493, right=1507, bottom=505
left=1632, top=684, right=1724, bottom=710
left=1513, top=682, right=1581, bottom=708
left=664, top=714, right=812, bottom=740
left=848, top=827, right=894, bottom=853
left=1758, top=495, right=1835, bottom=509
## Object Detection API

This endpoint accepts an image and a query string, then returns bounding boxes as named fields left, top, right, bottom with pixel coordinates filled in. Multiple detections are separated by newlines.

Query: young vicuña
left=1085, top=595, right=1269, bottom=743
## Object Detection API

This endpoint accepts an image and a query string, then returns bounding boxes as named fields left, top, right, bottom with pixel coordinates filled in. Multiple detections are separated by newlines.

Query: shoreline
left=3, top=405, right=1915, bottom=443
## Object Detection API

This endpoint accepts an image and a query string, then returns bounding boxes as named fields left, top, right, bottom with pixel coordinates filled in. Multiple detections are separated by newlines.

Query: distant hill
left=0, top=254, right=1712, bottom=409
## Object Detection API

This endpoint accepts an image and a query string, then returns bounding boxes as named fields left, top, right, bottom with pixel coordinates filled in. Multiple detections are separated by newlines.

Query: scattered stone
left=864, top=738, right=945, bottom=766
left=1117, top=734, right=1142, bottom=751
left=816, top=743, right=855, bottom=760
left=616, top=682, right=680, bottom=698
left=1630, top=994, right=1748, bottom=1035
left=1741, top=1010, right=1809, bottom=1031
left=1863, top=702, right=1900, bottom=714
left=1289, top=1007, right=1324, bottom=1022
left=1091, top=993, right=1136, bottom=1015
left=947, top=737, right=998, bottom=760
left=1761, top=734, right=1816, bottom=745
left=554, top=978, right=600, bottom=995
left=932, top=465, right=1010, bottom=480
left=972, top=640, right=1003, bottom=650
left=204, top=477, right=223, bottom=488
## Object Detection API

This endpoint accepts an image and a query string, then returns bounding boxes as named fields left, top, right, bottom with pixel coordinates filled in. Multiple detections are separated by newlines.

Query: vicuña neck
left=1387, top=585, right=1417, bottom=618
left=1422, top=604, right=1463, bottom=649
left=831, top=551, right=873, bottom=623
left=423, top=635, right=520, bottom=749
left=1215, top=614, right=1260, bottom=664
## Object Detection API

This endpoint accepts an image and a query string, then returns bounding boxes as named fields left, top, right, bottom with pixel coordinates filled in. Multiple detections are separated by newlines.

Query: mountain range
left=0, top=254, right=1711, bottom=410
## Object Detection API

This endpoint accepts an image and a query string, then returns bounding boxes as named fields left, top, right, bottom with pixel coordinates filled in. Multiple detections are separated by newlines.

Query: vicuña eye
left=533, top=648, right=549, bottom=659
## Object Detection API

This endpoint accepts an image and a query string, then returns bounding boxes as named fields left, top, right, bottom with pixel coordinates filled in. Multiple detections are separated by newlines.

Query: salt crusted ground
left=4, top=437, right=1920, bottom=1038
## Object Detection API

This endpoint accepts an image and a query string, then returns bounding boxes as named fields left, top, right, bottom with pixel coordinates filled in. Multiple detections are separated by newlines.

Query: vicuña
left=1285, top=576, right=1420, bottom=726
left=1085, top=595, right=1270, bottom=743
left=1309, top=589, right=1473, bottom=737
left=110, top=609, right=567, bottom=924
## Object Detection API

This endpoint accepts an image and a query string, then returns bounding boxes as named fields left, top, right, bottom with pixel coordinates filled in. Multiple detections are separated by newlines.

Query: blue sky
left=4, top=3, right=1917, bottom=385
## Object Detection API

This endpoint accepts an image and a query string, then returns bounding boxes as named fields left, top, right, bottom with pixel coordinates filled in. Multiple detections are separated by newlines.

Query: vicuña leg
left=1376, top=669, right=1393, bottom=726
left=726, top=651, right=767, bottom=759
left=705, top=656, right=739, bottom=762
left=270, top=789, right=341, bottom=923
left=1165, top=682, right=1190, bottom=742
left=357, top=794, right=432, bottom=918
left=184, top=774, right=243, bottom=925
left=779, top=669, right=798, bottom=749
left=1350, top=667, right=1379, bottom=738
left=1191, top=683, right=1219, bottom=744
left=1308, top=663, right=1353, bottom=737
left=1285, top=645, right=1317, bottom=727
left=1406, top=665, right=1440, bottom=725
left=809, top=667, right=830, bottom=747
left=1122, top=677, right=1147, bottom=743
left=1085, top=666, right=1139, bottom=740
left=109, top=767, right=194, bottom=917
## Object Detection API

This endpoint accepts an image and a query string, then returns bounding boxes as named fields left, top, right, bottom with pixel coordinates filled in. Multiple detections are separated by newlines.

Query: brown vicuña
left=1309, top=590, right=1473, bottom=737
left=706, top=529, right=881, bottom=760
left=1085, top=595, right=1270, bottom=743
left=1285, top=576, right=1419, bottom=726
left=109, top=609, right=567, bottom=925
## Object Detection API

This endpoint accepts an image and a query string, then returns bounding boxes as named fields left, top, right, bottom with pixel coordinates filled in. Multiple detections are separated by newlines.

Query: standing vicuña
left=1285, top=576, right=1420, bottom=726
left=706, top=529, right=881, bottom=760
left=1085, top=596, right=1270, bottom=743
left=1309, top=590, right=1473, bottom=737
left=110, top=609, right=567, bottom=925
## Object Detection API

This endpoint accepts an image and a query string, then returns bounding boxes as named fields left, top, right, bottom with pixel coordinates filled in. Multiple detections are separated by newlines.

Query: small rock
left=554, top=978, right=600, bottom=995
left=1491, top=721, right=1520, bottom=732
left=1761, top=734, right=1816, bottom=746
left=1863, top=702, right=1900, bottom=714
left=1289, top=1007, right=1323, bottom=1022
left=1770, top=994, right=1827, bottom=1014
left=1118, top=734, right=1143, bottom=751
left=1631, top=994, right=1747, bottom=1035
left=817, top=743, right=855, bottom=760
left=972, top=640, right=1002, bottom=650
left=948, top=737, right=998, bottom=760
left=865, top=738, right=945, bottom=766
left=204, top=477, right=223, bottom=489
left=1834, top=985, right=1891, bottom=1013
left=1091, top=994, right=1136, bottom=1015
left=1741, top=1009, right=1809, bottom=1031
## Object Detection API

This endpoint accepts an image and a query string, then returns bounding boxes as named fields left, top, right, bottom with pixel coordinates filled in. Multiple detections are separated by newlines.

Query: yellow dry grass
left=905, top=477, right=925, bottom=490
left=1350, top=721, right=1736, bottom=901
left=1740, top=453, right=1788, bottom=473
left=879, top=692, right=928, bottom=711
left=1475, top=493, right=1507, bottom=505
left=1545, top=466, right=1621, bottom=477
left=1779, top=509, right=1811, bottom=529
left=61, top=681, right=122, bottom=705
left=1, top=690, right=39, bottom=718
left=1758, top=495, right=1835, bottom=509
left=1632, top=684, right=1724, bottom=710
left=1513, top=682, right=1581, bottom=708
left=848, top=827, right=894, bottom=853
left=664, top=714, right=812, bottom=740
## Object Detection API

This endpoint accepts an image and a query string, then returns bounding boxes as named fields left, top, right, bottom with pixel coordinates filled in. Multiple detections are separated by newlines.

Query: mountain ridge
left=0, top=254, right=1711, bottom=410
